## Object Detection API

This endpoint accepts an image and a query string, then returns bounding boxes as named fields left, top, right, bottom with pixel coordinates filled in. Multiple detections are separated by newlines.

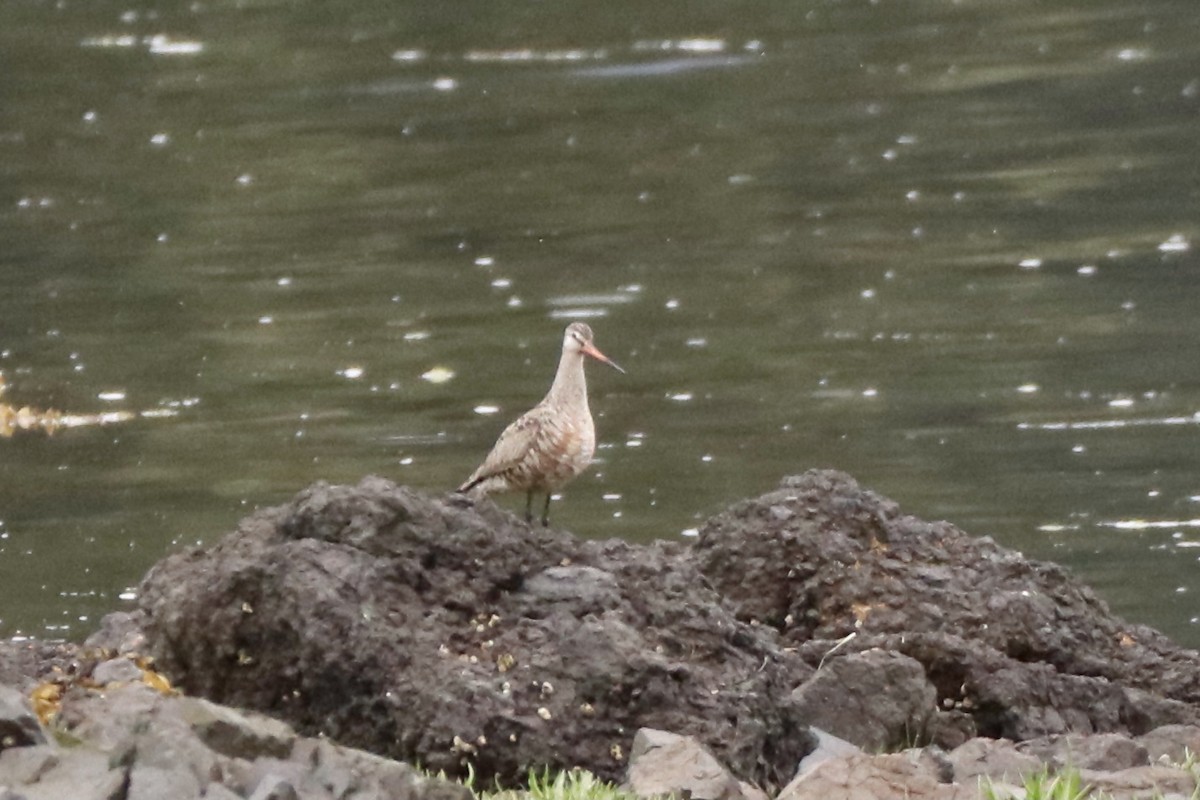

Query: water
left=2, top=0, right=1199, bottom=646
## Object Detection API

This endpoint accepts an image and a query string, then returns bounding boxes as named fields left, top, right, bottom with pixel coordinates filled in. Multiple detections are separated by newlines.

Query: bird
left=457, top=322, right=625, bottom=526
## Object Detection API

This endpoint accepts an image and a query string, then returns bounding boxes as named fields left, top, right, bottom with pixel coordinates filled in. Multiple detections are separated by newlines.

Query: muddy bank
left=5, top=470, right=1200, bottom=799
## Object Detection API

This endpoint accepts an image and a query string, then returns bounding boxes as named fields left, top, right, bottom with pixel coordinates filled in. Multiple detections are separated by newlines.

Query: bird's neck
left=546, top=350, right=589, bottom=412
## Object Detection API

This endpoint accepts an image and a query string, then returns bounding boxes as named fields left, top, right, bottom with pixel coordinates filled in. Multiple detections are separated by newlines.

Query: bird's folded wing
left=461, top=411, right=545, bottom=489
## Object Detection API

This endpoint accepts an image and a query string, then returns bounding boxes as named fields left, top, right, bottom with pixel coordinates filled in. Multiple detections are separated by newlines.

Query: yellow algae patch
left=0, top=370, right=173, bottom=438
left=30, top=681, right=64, bottom=726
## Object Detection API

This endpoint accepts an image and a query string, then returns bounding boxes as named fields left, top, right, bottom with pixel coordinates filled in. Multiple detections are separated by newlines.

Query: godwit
left=457, top=322, right=625, bottom=526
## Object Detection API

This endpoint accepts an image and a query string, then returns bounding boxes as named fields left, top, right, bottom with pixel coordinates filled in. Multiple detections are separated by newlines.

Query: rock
left=0, top=746, right=58, bottom=784
left=176, top=695, right=296, bottom=760
left=84, top=610, right=148, bottom=655
left=913, top=747, right=955, bottom=784
left=947, top=737, right=1043, bottom=784
left=200, top=784, right=244, bottom=800
left=777, top=751, right=977, bottom=800
left=138, top=476, right=814, bottom=788
left=3, top=748, right=126, bottom=800
left=0, top=686, right=44, bottom=750
left=794, top=727, right=861, bottom=777
left=692, top=470, right=1200, bottom=740
left=1016, top=732, right=1149, bottom=771
left=128, top=764, right=202, bottom=800
left=790, top=649, right=935, bottom=751
left=1080, top=764, right=1197, bottom=799
left=923, top=710, right=976, bottom=751
left=247, top=773, right=300, bottom=800
left=736, top=780, right=770, bottom=800
left=518, top=566, right=622, bottom=615
left=1137, top=724, right=1200, bottom=764
left=92, top=657, right=144, bottom=685
left=625, top=728, right=746, bottom=800
left=0, top=680, right=467, bottom=800
left=0, top=641, right=78, bottom=694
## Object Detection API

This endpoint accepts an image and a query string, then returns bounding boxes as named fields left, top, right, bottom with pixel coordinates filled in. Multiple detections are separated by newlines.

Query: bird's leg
left=540, top=493, right=552, bottom=527
left=524, top=492, right=534, bottom=524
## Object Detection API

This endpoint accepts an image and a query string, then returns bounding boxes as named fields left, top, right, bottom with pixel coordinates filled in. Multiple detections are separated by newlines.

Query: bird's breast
left=525, top=414, right=595, bottom=490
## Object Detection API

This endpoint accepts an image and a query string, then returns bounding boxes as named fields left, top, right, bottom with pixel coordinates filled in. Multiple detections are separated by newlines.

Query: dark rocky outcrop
left=136, top=477, right=814, bottom=788
left=692, top=471, right=1200, bottom=741
left=9, top=468, right=1200, bottom=798
left=132, top=470, right=1200, bottom=787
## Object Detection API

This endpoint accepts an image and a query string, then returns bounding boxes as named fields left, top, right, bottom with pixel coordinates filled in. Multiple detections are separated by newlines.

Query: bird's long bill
left=582, top=343, right=626, bottom=374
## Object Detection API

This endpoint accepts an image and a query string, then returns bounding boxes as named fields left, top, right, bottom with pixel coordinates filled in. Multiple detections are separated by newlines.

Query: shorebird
left=457, top=322, right=625, bottom=526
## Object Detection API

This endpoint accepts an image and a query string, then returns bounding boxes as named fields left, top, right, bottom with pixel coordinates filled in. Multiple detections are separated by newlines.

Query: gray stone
left=791, top=649, right=935, bottom=751
left=84, top=611, right=147, bottom=655
left=626, top=728, right=746, bottom=800
left=912, top=747, right=954, bottom=784
left=794, top=727, right=861, bottom=777
left=200, top=784, right=244, bottom=800
left=520, top=566, right=621, bottom=613
left=1080, top=764, right=1197, bottom=799
left=177, top=696, right=296, bottom=760
left=247, top=773, right=300, bottom=800
left=1017, top=732, right=1149, bottom=771
left=924, top=710, right=976, bottom=750
left=1137, top=724, right=1200, bottom=765
left=777, top=751, right=977, bottom=800
left=0, top=745, right=59, bottom=784
left=0, top=686, right=44, bottom=750
left=947, top=737, right=1042, bottom=784
left=0, top=669, right=469, bottom=800
left=92, top=657, right=145, bottom=685
left=736, top=781, right=770, bottom=800
left=12, top=748, right=125, bottom=800
left=129, top=763, right=203, bottom=800
left=58, top=681, right=160, bottom=751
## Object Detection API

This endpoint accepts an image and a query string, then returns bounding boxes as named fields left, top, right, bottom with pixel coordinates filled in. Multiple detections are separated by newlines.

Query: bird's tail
left=456, top=476, right=483, bottom=494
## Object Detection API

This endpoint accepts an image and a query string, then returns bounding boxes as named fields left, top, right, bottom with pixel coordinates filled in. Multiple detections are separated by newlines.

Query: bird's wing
left=458, top=408, right=546, bottom=491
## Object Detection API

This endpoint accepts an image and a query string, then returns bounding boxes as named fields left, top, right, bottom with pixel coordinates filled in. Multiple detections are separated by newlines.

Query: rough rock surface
left=773, top=731, right=1200, bottom=800
left=0, top=685, right=45, bottom=751
left=625, top=729, right=759, bottom=800
left=0, top=641, right=78, bottom=695
left=777, top=750, right=979, bottom=800
left=0, top=679, right=471, bottom=800
left=946, top=737, right=1043, bottom=784
left=793, top=728, right=861, bottom=776
left=1015, top=732, right=1149, bottom=771
left=11, top=468, right=1200, bottom=797
left=137, top=477, right=815, bottom=788
left=691, top=470, right=1200, bottom=742
left=790, top=649, right=936, bottom=751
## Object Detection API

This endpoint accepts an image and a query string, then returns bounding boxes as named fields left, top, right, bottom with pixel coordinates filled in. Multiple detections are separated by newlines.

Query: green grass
left=981, top=763, right=1200, bottom=800
left=426, top=766, right=647, bottom=800
left=431, top=759, right=1200, bottom=800
left=518, top=768, right=645, bottom=800
left=982, top=768, right=1091, bottom=800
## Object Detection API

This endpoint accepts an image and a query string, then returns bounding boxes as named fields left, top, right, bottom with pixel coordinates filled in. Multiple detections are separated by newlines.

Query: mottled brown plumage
left=458, top=322, right=624, bottom=526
